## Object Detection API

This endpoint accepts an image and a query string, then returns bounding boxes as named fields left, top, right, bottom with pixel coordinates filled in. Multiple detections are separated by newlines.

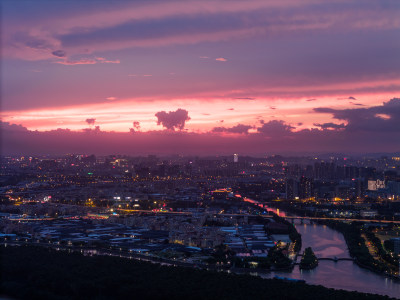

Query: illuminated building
left=367, top=179, right=385, bottom=191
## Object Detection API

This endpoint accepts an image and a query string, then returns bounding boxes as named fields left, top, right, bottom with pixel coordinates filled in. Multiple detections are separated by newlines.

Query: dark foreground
left=0, top=246, right=395, bottom=300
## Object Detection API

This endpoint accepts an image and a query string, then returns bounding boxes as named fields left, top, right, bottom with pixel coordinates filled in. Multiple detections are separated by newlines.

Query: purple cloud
left=257, top=120, right=295, bottom=137
left=130, top=121, right=141, bottom=133
left=212, top=124, right=253, bottom=134
left=313, top=122, right=346, bottom=130
left=51, top=50, right=67, bottom=57
left=133, top=121, right=141, bottom=130
left=55, top=57, right=120, bottom=66
left=155, top=108, right=190, bottom=130
left=350, top=102, right=365, bottom=106
left=83, top=126, right=101, bottom=134
left=0, top=121, right=29, bottom=133
left=337, top=96, right=357, bottom=100
left=314, top=98, right=400, bottom=132
left=57, top=59, right=97, bottom=65
left=85, top=118, right=96, bottom=126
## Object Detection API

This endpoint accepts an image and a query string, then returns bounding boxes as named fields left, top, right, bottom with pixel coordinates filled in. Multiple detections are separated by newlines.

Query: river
left=257, top=207, right=400, bottom=298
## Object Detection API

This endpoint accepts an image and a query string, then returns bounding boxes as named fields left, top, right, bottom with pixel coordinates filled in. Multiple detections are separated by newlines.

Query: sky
left=1, top=0, right=400, bottom=156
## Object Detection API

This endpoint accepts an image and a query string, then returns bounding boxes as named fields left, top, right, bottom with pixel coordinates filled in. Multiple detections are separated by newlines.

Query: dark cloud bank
left=1, top=99, right=400, bottom=156
left=212, top=124, right=253, bottom=135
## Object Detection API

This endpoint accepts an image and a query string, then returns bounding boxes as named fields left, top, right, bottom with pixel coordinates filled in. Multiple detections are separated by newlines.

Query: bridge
left=116, top=209, right=400, bottom=224
left=317, top=257, right=354, bottom=262
left=279, top=215, right=400, bottom=224
left=296, top=254, right=354, bottom=262
left=9, top=208, right=397, bottom=224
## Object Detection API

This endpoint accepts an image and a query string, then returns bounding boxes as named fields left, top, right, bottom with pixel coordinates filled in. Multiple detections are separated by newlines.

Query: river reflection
left=300, top=223, right=350, bottom=258
left=260, top=218, right=400, bottom=298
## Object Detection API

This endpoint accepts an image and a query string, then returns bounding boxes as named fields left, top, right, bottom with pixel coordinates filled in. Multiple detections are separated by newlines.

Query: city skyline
left=1, top=1, right=400, bottom=155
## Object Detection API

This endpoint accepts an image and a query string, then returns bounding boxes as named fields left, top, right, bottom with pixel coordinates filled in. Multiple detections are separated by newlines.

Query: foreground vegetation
left=299, top=247, right=318, bottom=270
left=0, top=245, right=395, bottom=300
left=208, top=244, right=292, bottom=270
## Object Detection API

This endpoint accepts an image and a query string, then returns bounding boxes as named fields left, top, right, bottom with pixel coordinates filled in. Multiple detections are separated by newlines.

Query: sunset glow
left=1, top=0, right=399, bottom=155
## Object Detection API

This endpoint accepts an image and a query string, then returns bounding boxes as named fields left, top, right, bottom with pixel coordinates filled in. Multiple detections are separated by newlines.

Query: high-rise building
left=286, top=178, right=299, bottom=200
left=299, top=176, right=314, bottom=199
left=233, top=153, right=239, bottom=163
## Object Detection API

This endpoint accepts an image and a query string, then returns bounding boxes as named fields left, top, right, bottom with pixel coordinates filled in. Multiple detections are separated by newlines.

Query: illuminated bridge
left=115, top=209, right=400, bottom=224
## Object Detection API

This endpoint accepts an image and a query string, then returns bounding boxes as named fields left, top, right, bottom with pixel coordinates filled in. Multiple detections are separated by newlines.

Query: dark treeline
left=0, top=245, right=395, bottom=300
left=299, top=247, right=318, bottom=270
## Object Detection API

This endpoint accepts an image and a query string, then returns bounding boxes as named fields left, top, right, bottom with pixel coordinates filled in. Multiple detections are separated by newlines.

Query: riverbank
left=317, top=219, right=399, bottom=280
left=266, top=202, right=399, bottom=278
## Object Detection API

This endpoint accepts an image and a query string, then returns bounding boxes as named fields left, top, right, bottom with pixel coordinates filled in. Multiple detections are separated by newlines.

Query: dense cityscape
left=2, top=0, right=400, bottom=299
left=1, top=153, right=400, bottom=298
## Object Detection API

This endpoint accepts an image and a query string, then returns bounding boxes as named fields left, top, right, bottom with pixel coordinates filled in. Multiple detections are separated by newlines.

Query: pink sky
left=1, top=1, right=399, bottom=155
